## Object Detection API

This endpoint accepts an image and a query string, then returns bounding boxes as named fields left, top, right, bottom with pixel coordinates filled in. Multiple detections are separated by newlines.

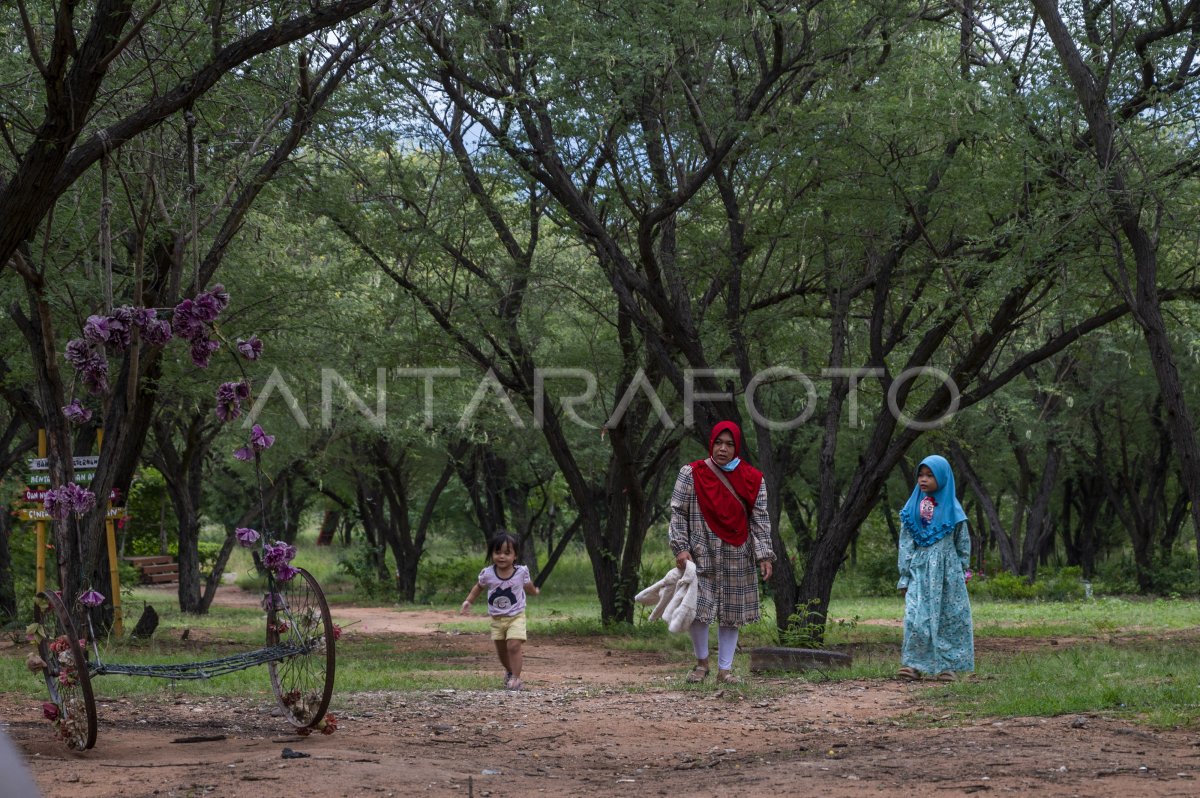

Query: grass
left=926, top=640, right=1200, bottom=729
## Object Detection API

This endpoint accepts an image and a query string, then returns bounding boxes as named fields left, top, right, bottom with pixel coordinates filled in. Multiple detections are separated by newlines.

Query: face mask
left=719, top=456, right=741, bottom=472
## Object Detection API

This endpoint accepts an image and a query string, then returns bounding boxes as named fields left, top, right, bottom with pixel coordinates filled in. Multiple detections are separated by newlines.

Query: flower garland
left=31, top=283, right=338, bottom=740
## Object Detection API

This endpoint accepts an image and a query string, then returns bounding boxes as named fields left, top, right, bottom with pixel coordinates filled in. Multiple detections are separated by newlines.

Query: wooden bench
left=123, top=555, right=179, bottom=585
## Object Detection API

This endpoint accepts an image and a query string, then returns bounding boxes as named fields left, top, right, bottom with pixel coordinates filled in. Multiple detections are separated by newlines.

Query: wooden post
left=97, top=429, right=123, bottom=636
left=35, top=429, right=46, bottom=594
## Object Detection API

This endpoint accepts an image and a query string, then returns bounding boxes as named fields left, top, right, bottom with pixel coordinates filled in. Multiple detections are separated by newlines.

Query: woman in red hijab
left=670, top=421, right=775, bottom=685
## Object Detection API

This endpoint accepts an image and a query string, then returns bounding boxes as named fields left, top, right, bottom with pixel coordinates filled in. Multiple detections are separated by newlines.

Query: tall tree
left=1029, top=0, right=1200, bottom=567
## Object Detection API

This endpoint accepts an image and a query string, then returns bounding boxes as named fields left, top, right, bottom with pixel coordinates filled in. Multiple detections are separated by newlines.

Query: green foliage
left=121, top=468, right=175, bottom=558
left=1, top=523, right=39, bottom=626
left=780, top=598, right=828, bottom=648
left=969, top=569, right=1077, bottom=601
left=336, top=540, right=391, bottom=601
left=414, top=557, right=482, bottom=604
left=1093, top=554, right=1200, bottom=597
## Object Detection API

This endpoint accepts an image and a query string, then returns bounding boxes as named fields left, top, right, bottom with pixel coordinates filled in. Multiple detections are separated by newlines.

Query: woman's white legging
left=689, top=620, right=739, bottom=671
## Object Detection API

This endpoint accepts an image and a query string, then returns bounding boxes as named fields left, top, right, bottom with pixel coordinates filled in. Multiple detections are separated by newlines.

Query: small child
left=896, top=454, right=974, bottom=681
left=460, top=531, right=540, bottom=690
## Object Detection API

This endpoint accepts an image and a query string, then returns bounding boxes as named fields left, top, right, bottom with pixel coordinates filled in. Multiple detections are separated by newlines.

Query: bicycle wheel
left=34, top=591, right=98, bottom=750
left=266, top=568, right=335, bottom=729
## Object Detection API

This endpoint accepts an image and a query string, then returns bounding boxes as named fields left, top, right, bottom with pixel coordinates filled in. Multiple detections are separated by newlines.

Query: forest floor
left=3, top=587, right=1199, bottom=797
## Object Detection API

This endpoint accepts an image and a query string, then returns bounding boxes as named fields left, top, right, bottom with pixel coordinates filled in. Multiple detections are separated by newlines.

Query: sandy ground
left=3, top=587, right=1199, bottom=797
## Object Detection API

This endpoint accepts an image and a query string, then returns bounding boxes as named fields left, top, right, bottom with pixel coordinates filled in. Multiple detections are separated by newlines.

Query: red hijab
left=689, top=421, right=763, bottom=546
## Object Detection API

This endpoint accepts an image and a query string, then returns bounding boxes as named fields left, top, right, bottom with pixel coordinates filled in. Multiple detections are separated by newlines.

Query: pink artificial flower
left=42, top=702, right=59, bottom=722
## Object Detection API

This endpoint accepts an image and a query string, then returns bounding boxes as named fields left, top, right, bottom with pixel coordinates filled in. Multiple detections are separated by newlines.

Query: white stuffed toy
left=634, top=560, right=698, bottom=633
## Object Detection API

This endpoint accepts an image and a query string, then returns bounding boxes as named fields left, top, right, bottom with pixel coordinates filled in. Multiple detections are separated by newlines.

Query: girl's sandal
left=896, top=666, right=920, bottom=681
left=716, top=670, right=742, bottom=686
left=685, top=666, right=709, bottom=683
left=506, top=677, right=524, bottom=691
left=503, top=671, right=513, bottom=688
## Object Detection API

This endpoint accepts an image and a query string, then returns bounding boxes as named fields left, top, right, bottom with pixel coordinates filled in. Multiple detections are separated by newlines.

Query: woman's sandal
left=896, top=666, right=920, bottom=681
left=716, top=670, right=742, bottom=686
left=506, top=677, right=524, bottom=691
left=685, top=665, right=710, bottom=683
left=935, top=671, right=958, bottom=682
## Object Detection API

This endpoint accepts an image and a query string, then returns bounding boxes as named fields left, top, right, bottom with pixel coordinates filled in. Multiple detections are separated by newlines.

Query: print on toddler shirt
left=490, top=585, right=518, bottom=612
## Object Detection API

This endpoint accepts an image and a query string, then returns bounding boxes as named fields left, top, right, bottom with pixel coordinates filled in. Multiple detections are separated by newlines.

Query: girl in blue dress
left=896, top=455, right=974, bottom=681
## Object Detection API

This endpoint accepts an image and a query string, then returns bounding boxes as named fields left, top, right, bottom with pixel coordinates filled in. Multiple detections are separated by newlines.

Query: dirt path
left=4, top=589, right=1199, bottom=797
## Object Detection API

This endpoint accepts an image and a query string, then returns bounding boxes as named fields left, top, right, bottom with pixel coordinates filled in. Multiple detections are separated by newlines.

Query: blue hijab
left=899, top=454, right=968, bottom=547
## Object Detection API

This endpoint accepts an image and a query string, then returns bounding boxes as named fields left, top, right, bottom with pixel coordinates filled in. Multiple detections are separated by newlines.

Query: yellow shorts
left=490, top=611, right=527, bottom=642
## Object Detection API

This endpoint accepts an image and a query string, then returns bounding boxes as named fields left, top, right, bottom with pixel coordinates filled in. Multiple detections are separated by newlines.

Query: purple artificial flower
left=192, top=292, right=222, bottom=322
left=215, top=381, right=250, bottom=422
left=64, top=338, right=92, bottom=368
left=80, top=353, right=109, bottom=395
left=236, top=335, right=263, bottom=361
left=171, top=299, right=206, bottom=342
left=105, top=307, right=133, bottom=350
left=208, top=284, right=230, bottom=313
left=62, top=400, right=92, bottom=425
left=78, top=589, right=106, bottom=607
left=43, top=483, right=97, bottom=521
left=233, top=446, right=254, bottom=462
left=274, top=564, right=300, bottom=582
left=235, top=527, right=260, bottom=547
left=262, top=541, right=297, bottom=569
left=130, top=306, right=156, bottom=329
left=142, top=318, right=173, bottom=347
left=250, top=424, right=275, bottom=452
left=189, top=338, right=220, bottom=368
left=82, top=315, right=113, bottom=346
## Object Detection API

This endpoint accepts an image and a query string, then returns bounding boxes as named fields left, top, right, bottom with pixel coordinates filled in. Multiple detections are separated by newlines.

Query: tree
left=0, top=0, right=390, bottom=612
left=1029, top=0, right=1200, bottom=569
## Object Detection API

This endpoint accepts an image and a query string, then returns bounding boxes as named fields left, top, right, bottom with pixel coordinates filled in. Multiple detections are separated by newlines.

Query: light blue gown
left=897, top=519, right=974, bottom=674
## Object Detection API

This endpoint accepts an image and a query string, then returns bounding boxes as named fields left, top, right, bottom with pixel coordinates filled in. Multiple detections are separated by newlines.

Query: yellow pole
left=35, top=429, right=46, bottom=594
left=105, top=517, right=123, bottom=636
left=97, top=429, right=123, bottom=636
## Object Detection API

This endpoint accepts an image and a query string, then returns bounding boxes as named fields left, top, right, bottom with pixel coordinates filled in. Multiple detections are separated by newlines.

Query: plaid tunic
left=668, top=464, right=775, bottom=627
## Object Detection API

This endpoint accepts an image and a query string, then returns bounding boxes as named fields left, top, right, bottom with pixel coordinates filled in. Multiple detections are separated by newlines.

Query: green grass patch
left=930, top=640, right=1200, bottom=728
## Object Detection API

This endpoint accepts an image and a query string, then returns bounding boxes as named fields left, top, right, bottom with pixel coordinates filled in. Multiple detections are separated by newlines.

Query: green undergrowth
left=923, top=640, right=1200, bottom=729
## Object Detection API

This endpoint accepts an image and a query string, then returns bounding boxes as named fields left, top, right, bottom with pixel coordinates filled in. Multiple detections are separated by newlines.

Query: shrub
left=971, top=570, right=1039, bottom=600
left=416, top=557, right=483, bottom=604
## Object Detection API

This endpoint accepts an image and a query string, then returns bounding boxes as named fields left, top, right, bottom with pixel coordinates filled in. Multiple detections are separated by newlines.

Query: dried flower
left=25, top=652, right=46, bottom=672
left=42, top=702, right=59, bottom=722
left=320, top=714, right=337, bottom=735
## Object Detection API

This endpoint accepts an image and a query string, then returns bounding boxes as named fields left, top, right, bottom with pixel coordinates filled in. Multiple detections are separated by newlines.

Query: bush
left=416, top=557, right=483, bottom=604
left=970, top=570, right=1039, bottom=600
